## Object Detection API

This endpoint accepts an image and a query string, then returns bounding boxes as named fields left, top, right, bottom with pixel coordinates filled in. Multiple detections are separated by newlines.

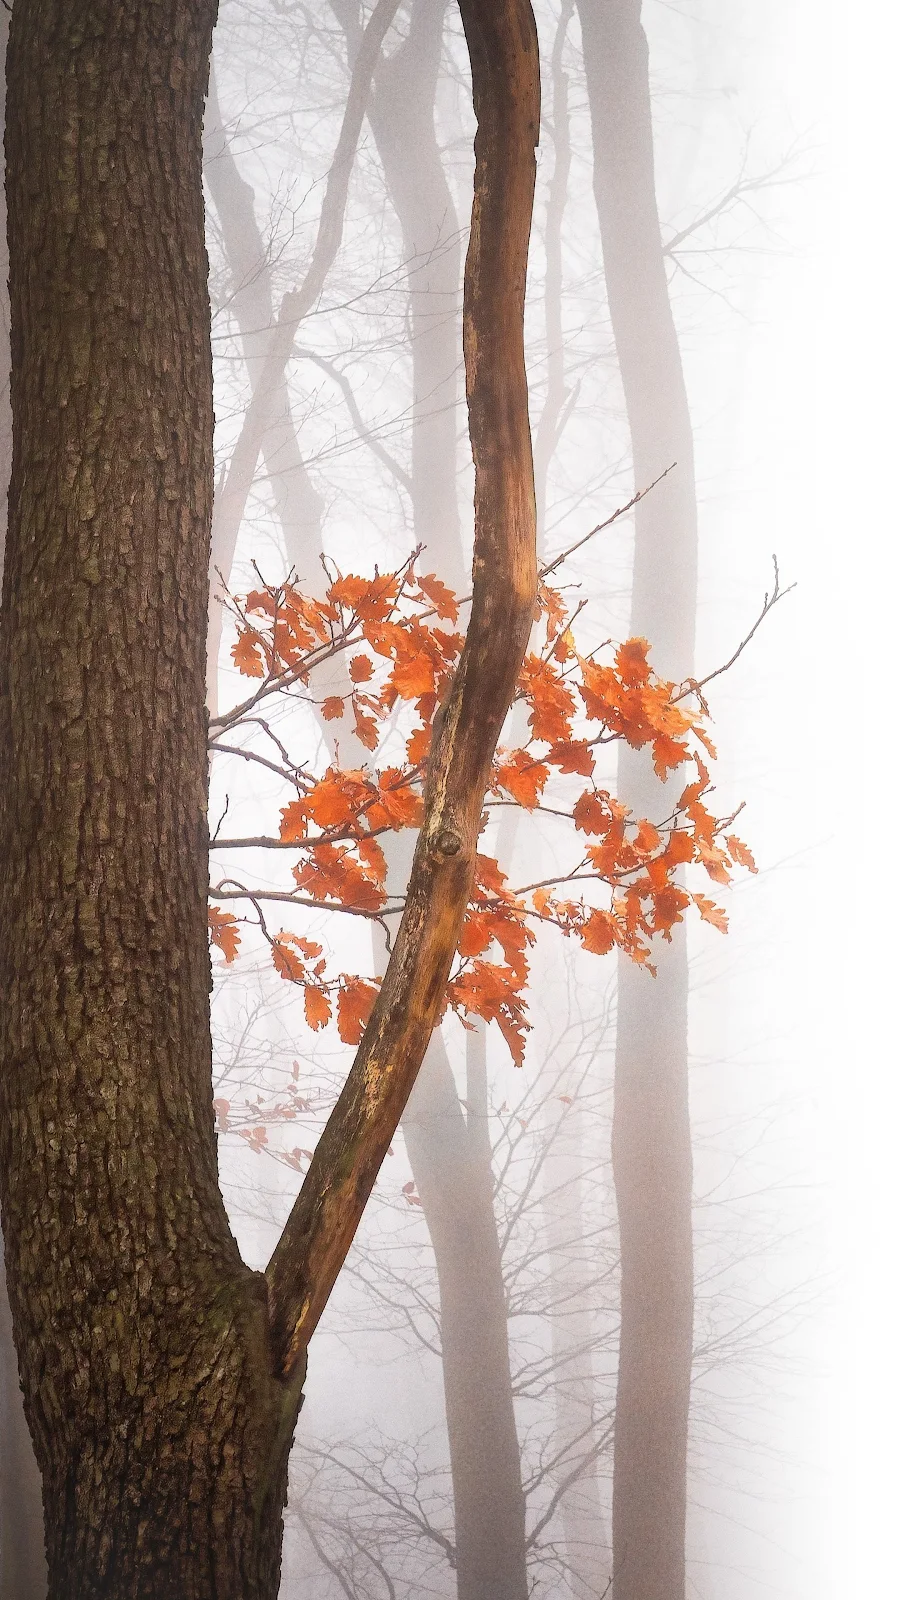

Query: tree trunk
left=0, top=7, right=304, bottom=1595
left=203, top=61, right=325, bottom=574
left=576, top=4, right=697, bottom=1600
left=543, top=1103, right=611, bottom=1598
left=404, top=1030, right=528, bottom=1600
left=0, top=1, right=540, bottom=1592
left=0, top=11, right=49, bottom=1590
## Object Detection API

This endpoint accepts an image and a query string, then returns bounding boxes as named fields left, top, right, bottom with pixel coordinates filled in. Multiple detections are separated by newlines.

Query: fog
left=1, top=1, right=895, bottom=1596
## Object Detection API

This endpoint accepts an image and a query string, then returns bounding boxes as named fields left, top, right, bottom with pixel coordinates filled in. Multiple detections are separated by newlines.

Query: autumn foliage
left=208, top=553, right=755, bottom=1066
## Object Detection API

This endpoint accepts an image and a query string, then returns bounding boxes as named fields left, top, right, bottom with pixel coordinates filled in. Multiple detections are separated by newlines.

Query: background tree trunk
left=0, top=6, right=304, bottom=1594
left=577, top=4, right=697, bottom=1599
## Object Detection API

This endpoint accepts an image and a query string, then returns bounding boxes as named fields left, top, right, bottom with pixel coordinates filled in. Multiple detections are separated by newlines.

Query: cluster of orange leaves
left=209, top=559, right=756, bottom=1065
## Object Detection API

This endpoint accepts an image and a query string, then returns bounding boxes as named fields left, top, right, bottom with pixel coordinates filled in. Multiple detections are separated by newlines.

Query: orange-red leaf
left=232, top=628, right=266, bottom=678
left=495, top=750, right=548, bottom=810
left=304, top=986, right=332, bottom=1030
left=337, top=979, right=379, bottom=1045
left=726, top=834, right=757, bottom=873
left=417, top=572, right=459, bottom=622
left=208, top=906, right=240, bottom=963
left=693, top=893, right=729, bottom=933
left=349, top=653, right=374, bottom=683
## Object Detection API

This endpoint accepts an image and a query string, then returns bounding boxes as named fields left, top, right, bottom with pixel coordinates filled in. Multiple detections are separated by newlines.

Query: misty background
left=2, top=0, right=896, bottom=1597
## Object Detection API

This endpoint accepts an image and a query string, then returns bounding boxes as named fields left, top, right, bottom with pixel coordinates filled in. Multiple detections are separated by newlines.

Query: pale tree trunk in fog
left=577, top=3, right=697, bottom=1599
left=203, top=63, right=325, bottom=569
left=0, top=12, right=49, bottom=1591
left=543, top=1105, right=612, bottom=1598
left=333, top=4, right=530, bottom=1594
left=203, top=0, right=400, bottom=710
left=537, top=9, right=612, bottom=1588
left=404, top=1029, right=529, bottom=1600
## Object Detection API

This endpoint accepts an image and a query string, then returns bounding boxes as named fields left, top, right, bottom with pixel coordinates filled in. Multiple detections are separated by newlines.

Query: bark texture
left=0, top=6, right=303, bottom=1595
left=577, top=4, right=697, bottom=1599
left=0, top=10, right=49, bottom=1587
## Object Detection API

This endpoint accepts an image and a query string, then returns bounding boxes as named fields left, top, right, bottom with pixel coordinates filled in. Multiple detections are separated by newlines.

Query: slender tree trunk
left=203, top=62, right=325, bottom=572
left=576, top=5, right=697, bottom=1599
left=543, top=1100, right=611, bottom=1598
left=404, top=1030, right=528, bottom=1600
left=0, top=7, right=304, bottom=1594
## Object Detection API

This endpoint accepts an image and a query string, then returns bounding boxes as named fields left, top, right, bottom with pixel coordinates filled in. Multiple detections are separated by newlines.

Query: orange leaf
left=279, top=799, right=308, bottom=843
left=337, top=979, right=379, bottom=1045
left=615, top=636, right=652, bottom=685
left=349, top=654, right=374, bottom=683
left=495, top=751, right=548, bottom=810
left=208, top=906, right=240, bottom=963
left=634, top=819, right=661, bottom=855
left=406, top=723, right=431, bottom=765
left=304, top=986, right=332, bottom=1031
left=322, top=696, right=344, bottom=721
left=417, top=572, right=459, bottom=622
left=580, top=909, right=617, bottom=956
left=391, top=652, right=436, bottom=700
left=548, top=739, right=594, bottom=776
left=572, top=791, right=612, bottom=835
left=663, top=830, right=695, bottom=868
left=726, top=834, right=757, bottom=873
left=693, top=893, right=729, bottom=933
left=231, top=629, right=266, bottom=678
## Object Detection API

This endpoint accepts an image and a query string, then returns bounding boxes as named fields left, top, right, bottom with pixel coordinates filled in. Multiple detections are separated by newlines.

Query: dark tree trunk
left=0, top=11, right=48, bottom=1590
left=576, top=4, right=697, bottom=1600
left=0, top=2, right=540, bottom=1593
left=0, top=6, right=304, bottom=1595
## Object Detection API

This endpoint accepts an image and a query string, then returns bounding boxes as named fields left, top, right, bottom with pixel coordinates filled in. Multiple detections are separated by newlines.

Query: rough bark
left=576, top=4, right=697, bottom=1599
left=0, top=6, right=303, bottom=1595
left=266, top=0, right=541, bottom=1380
left=0, top=11, right=49, bottom=1590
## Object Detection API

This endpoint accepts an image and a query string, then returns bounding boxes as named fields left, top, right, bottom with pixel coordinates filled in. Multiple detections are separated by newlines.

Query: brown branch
left=264, top=0, right=541, bottom=1381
